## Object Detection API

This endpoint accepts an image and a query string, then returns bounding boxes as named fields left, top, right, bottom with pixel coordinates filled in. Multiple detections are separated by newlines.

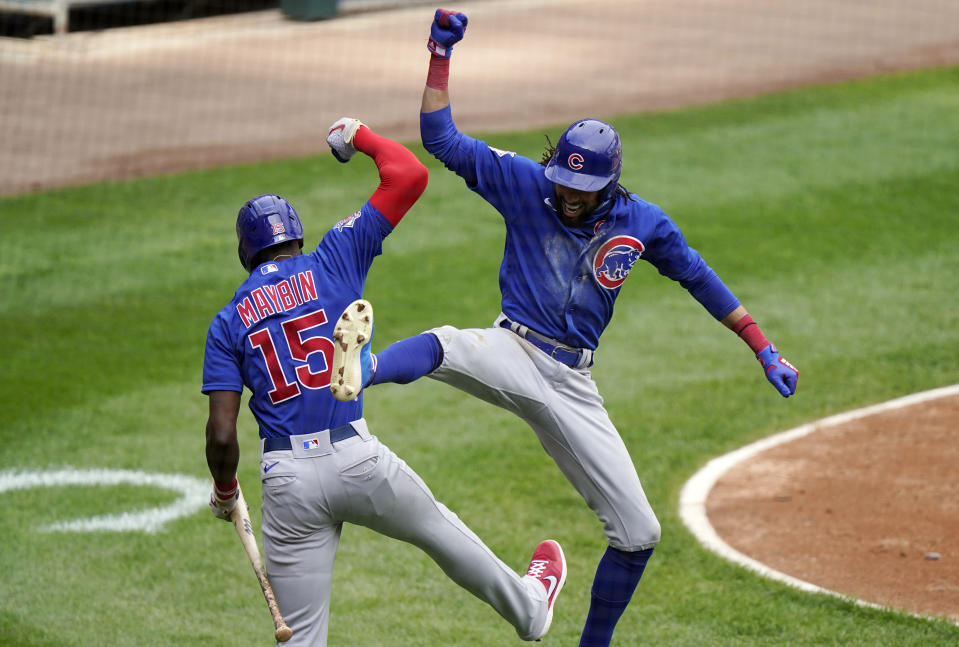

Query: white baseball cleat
left=522, top=539, right=567, bottom=641
left=331, top=299, right=375, bottom=402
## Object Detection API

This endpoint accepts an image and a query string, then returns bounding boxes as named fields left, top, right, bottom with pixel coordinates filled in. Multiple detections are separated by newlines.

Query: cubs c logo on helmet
left=593, top=235, right=644, bottom=289
left=567, top=153, right=585, bottom=170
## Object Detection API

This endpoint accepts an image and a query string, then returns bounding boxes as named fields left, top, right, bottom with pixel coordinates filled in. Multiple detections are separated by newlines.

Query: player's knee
left=611, top=516, right=660, bottom=552
left=426, top=324, right=460, bottom=349
left=644, top=520, right=662, bottom=549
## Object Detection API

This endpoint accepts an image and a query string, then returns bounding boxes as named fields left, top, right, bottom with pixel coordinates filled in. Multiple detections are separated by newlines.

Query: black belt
left=498, top=319, right=592, bottom=368
left=263, top=423, right=358, bottom=452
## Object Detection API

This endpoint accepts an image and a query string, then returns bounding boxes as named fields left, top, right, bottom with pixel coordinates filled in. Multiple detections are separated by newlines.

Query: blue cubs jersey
left=421, top=107, right=740, bottom=351
left=202, top=203, right=392, bottom=439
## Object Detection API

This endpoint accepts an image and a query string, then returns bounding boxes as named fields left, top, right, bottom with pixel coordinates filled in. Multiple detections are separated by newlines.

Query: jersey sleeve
left=644, top=211, right=740, bottom=320
left=421, top=106, right=481, bottom=186
left=421, top=106, right=547, bottom=222
left=313, top=202, right=394, bottom=296
left=202, top=309, right=243, bottom=394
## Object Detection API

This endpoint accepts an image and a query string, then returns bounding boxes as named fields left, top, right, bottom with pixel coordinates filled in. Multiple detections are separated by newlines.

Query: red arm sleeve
left=353, top=126, right=429, bottom=227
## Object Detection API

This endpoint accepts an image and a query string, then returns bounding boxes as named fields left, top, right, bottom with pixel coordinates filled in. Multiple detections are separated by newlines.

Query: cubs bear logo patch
left=593, top=235, right=644, bottom=289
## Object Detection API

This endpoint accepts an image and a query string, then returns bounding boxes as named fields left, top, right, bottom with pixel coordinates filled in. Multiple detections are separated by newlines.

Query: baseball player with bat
left=203, top=118, right=567, bottom=645
left=330, top=9, right=799, bottom=647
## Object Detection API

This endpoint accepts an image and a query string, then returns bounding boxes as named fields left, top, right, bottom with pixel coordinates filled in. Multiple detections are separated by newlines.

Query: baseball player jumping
left=203, top=118, right=567, bottom=646
left=330, top=9, right=799, bottom=647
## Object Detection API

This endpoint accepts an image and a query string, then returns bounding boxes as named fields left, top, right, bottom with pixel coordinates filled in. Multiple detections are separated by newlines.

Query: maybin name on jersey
left=235, top=269, right=320, bottom=329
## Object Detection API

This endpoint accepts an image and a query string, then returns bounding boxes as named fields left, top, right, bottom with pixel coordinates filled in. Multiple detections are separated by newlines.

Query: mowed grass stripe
left=0, top=67, right=957, bottom=646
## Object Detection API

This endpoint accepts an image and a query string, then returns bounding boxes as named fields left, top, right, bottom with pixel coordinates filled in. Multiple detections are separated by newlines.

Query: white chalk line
left=678, top=383, right=959, bottom=625
left=0, top=467, right=209, bottom=533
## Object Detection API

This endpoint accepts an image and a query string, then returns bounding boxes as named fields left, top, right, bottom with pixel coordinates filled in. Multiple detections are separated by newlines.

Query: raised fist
left=326, top=117, right=365, bottom=163
left=427, top=8, right=468, bottom=58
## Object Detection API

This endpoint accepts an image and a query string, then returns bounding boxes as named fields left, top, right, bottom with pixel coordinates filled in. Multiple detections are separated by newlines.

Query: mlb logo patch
left=260, top=263, right=278, bottom=275
left=271, top=222, right=287, bottom=235
left=302, top=438, right=319, bottom=450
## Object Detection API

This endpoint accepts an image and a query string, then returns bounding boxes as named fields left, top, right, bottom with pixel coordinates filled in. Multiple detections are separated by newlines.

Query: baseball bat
left=230, top=485, right=294, bottom=643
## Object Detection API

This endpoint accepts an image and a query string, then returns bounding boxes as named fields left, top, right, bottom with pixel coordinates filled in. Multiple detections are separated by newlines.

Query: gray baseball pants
left=428, top=322, right=661, bottom=553
left=258, top=419, right=548, bottom=646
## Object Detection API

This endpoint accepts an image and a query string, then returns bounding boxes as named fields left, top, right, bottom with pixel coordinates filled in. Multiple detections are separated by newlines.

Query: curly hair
left=540, top=135, right=634, bottom=203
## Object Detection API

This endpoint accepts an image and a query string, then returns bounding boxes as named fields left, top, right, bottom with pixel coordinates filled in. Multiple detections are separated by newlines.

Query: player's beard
left=554, top=191, right=595, bottom=227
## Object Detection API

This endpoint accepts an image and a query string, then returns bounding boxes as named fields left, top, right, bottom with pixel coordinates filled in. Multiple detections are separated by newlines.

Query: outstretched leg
left=370, top=332, right=443, bottom=386
left=422, top=324, right=661, bottom=647
left=331, top=300, right=442, bottom=401
left=345, top=435, right=567, bottom=641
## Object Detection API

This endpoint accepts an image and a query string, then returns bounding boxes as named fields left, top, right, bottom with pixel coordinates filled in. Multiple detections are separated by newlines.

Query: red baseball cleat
left=523, top=539, right=567, bottom=641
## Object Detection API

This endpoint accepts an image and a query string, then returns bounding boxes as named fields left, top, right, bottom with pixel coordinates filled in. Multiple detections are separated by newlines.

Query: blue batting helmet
left=545, top=119, right=622, bottom=201
left=236, top=194, right=304, bottom=272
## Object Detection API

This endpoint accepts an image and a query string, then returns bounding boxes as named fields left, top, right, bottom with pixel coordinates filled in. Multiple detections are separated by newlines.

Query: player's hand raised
left=427, top=9, right=467, bottom=58
left=756, top=344, right=798, bottom=397
left=327, top=117, right=365, bottom=163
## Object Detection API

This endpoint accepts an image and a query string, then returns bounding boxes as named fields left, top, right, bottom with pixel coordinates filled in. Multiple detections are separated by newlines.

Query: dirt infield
left=706, top=391, right=959, bottom=624
left=2, top=0, right=958, bottom=625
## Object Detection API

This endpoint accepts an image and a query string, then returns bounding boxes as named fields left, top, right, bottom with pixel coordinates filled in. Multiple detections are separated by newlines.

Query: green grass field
left=2, top=66, right=958, bottom=646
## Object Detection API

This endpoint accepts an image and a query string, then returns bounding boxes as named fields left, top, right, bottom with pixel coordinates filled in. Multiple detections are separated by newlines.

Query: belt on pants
left=498, top=318, right=593, bottom=369
left=263, top=423, right=359, bottom=452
